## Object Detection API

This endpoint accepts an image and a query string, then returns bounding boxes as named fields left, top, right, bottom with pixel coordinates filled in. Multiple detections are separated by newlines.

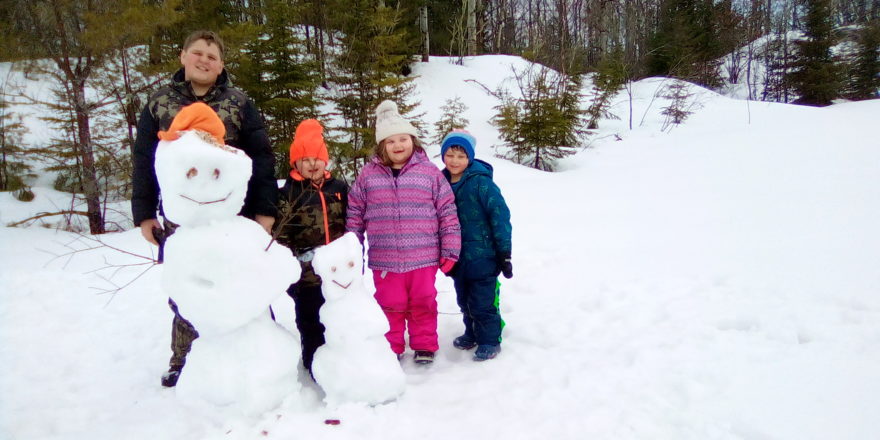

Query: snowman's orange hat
left=158, top=102, right=226, bottom=146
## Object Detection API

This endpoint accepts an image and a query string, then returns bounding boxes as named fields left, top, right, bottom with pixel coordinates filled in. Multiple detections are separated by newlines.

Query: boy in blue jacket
left=441, top=130, right=512, bottom=361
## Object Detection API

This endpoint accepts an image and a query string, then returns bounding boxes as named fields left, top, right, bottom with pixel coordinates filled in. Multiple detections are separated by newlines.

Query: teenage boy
left=131, top=30, right=277, bottom=387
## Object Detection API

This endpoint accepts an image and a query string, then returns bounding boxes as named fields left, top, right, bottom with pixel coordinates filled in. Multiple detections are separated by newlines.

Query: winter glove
left=152, top=226, right=167, bottom=263
left=439, top=258, right=457, bottom=276
left=497, top=253, right=513, bottom=279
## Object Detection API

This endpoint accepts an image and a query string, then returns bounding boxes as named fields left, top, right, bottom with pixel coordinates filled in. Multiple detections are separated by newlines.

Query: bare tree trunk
left=420, top=5, right=430, bottom=62
left=72, top=78, right=104, bottom=234
left=28, top=1, right=105, bottom=233
left=467, top=0, right=478, bottom=55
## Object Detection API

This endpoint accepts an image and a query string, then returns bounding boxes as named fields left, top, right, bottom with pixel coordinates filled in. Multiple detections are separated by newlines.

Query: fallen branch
left=8, top=210, right=91, bottom=227
left=40, top=231, right=160, bottom=303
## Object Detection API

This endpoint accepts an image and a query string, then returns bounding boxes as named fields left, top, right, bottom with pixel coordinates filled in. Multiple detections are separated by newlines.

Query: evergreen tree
left=492, top=65, right=587, bottom=171
left=586, top=49, right=627, bottom=130
left=762, top=32, right=797, bottom=103
left=324, top=0, right=421, bottom=178
left=234, top=0, right=322, bottom=176
left=647, top=0, right=726, bottom=87
left=3, top=0, right=182, bottom=233
left=0, top=91, right=30, bottom=191
left=788, top=0, right=842, bottom=106
left=659, top=81, right=695, bottom=130
left=433, top=97, right=469, bottom=144
left=845, top=19, right=880, bottom=100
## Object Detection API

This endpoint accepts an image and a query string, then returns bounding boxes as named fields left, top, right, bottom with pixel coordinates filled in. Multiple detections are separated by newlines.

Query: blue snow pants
left=453, top=275, right=503, bottom=346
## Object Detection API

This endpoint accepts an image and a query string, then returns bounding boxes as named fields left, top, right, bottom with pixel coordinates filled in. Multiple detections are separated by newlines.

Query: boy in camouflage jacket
left=274, top=119, right=348, bottom=372
left=441, top=130, right=512, bottom=362
left=131, top=31, right=277, bottom=387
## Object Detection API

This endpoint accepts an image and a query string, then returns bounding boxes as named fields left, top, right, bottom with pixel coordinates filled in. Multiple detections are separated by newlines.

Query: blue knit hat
left=440, top=130, right=476, bottom=162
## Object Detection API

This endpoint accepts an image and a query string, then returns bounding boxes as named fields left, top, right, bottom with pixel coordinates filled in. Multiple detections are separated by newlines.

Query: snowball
left=174, top=317, right=301, bottom=417
left=162, top=217, right=300, bottom=336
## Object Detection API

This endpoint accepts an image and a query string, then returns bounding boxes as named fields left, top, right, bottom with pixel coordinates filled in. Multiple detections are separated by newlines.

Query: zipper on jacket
left=314, top=181, right=331, bottom=245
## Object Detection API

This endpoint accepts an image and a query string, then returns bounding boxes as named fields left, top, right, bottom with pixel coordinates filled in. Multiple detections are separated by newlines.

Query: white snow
left=2, top=55, right=880, bottom=439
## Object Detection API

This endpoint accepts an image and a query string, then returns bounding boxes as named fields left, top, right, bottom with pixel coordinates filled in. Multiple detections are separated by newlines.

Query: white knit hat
left=374, top=100, right=418, bottom=143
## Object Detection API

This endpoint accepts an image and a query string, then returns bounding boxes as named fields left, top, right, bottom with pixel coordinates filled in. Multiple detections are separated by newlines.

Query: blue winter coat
left=443, top=159, right=512, bottom=280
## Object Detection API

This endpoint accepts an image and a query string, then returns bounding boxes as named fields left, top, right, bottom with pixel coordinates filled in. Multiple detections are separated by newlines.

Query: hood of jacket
left=444, top=158, right=493, bottom=185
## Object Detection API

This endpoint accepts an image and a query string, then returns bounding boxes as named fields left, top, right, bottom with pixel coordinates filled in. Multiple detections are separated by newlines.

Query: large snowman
left=154, top=102, right=302, bottom=416
left=310, top=232, right=406, bottom=406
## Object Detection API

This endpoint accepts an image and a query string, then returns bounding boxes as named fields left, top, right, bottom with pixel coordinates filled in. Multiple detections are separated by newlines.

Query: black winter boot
left=161, top=365, right=183, bottom=387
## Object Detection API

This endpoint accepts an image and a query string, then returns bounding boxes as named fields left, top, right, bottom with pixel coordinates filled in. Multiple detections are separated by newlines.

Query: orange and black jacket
left=274, top=173, right=349, bottom=286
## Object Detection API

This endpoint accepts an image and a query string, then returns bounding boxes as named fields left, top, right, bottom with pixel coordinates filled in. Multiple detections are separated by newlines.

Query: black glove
left=497, top=253, right=513, bottom=279
left=152, top=226, right=167, bottom=263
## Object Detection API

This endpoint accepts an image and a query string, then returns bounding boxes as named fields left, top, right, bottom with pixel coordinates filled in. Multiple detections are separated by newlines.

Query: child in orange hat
left=273, top=119, right=349, bottom=374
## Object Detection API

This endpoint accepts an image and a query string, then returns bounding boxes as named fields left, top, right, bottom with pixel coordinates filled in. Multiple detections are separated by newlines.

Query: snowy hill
left=2, top=55, right=880, bottom=439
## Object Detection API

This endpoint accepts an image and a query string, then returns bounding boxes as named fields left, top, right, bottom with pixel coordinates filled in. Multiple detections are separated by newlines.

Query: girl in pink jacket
left=347, top=100, right=461, bottom=365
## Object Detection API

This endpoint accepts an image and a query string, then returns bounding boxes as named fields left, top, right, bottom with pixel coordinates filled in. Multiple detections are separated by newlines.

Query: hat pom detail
left=375, top=100, right=399, bottom=117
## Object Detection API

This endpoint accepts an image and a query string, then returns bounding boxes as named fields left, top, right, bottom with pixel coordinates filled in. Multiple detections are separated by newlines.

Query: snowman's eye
left=212, top=169, right=221, bottom=179
left=186, top=167, right=198, bottom=179
left=331, top=266, right=337, bottom=272
left=348, top=261, right=354, bottom=268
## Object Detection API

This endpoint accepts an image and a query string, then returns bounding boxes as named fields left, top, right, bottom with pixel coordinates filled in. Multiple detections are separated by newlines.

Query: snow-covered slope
left=2, top=55, right=879, bottom=439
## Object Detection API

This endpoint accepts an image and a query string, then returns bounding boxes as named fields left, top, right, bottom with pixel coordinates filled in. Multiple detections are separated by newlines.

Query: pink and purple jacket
left=347, top=150, right=461, bottom=273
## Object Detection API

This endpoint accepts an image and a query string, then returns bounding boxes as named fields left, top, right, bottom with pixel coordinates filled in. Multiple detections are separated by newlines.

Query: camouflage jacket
left=131, top=68, right=277, bottom=225
left=275, top=175, right=349, bottom=286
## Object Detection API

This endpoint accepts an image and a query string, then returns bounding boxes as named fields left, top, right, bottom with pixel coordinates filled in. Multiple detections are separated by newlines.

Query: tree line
left=0, top=0, right=878, bottom=234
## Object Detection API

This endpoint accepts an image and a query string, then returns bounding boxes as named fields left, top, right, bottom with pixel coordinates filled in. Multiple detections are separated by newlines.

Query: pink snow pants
left=372, top=266, right=439, bottom=354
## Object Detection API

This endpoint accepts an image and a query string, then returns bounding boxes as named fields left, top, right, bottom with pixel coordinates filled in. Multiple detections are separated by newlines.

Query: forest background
left=0, top=0, right=878, bottom=234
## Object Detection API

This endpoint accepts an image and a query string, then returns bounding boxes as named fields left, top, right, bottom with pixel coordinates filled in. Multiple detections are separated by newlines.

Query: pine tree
left=0, top=90, right=31, bottom=191
left=845, top=19, right=880, bottom=100
left=492, top=65, right=587, bottom=171
left=586, top=49, right=627, bottom=130
left=3, top=0, right=182, bottom=233
left=324, top=0, right=421, bottom=178
left=234, top=0, right=322, bottom=176
left=647, top=0, right=726, bottom=87
left=660, top=81, right=695, bottom=130
left=788, top=0, right=842, bottom=106
left=433, top=97, right=469, bottom=144
left=762, top=32, right=797, bottom=103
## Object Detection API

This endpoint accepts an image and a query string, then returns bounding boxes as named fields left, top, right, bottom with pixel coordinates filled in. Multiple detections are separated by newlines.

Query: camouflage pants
left=160, top=218, right=199, bottom=369
left=167, top=299, right=199, bottom=369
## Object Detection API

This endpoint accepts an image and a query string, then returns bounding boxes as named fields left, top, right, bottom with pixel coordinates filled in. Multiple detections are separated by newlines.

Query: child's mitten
left=439, top=257, right=457, bottom=275
left=497, top=254, right=513, bottom=279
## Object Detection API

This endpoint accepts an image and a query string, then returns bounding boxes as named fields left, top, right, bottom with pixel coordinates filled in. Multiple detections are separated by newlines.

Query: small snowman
left=154, top=102, right=302, bottom=416
left=310, top=232, right=406, bottom=406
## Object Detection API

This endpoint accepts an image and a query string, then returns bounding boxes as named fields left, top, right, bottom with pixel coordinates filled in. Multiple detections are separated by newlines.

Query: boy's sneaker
left=413, top=350, right=435, bottom=364
left=473, top=345, right=501, bottom=361
left=161, top=365, right=183, bottom=387
left=453, top=335, right=477, bottom=350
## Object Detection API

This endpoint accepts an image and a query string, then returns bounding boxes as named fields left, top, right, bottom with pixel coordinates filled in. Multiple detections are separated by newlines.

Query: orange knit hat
left=289, top=119, right=329, bottom=166
left=158, top=102, right=226, bottom=145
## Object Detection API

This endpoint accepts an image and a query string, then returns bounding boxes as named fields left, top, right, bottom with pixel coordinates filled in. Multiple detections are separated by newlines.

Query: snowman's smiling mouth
left=332, top=279, right=352, bottom=289
left=179, top=192, right=232, bottom=205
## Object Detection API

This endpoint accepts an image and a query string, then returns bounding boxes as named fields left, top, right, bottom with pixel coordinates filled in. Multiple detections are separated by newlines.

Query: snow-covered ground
left=2, top=55, right=879, bottom=439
